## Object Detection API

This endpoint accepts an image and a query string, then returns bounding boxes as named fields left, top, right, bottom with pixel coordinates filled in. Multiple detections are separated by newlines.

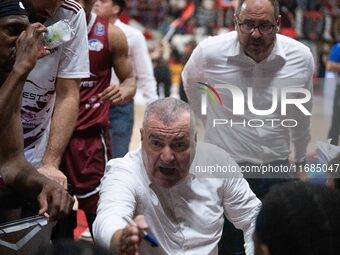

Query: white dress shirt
left=182, top=31, right=315, bottom=163
left=93, top=142, right=261, bottom=255
left=111, top=19, right=158, bottom=104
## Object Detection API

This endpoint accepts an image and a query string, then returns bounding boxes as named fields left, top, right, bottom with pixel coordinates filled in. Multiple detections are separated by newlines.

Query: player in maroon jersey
left=58, top=0, right=136, bottom=237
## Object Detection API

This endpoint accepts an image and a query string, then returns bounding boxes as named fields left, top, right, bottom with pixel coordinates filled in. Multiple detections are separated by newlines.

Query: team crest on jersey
left=88, top=39, right=104, bottom=52
left=95, top=22, right=105, bottom=36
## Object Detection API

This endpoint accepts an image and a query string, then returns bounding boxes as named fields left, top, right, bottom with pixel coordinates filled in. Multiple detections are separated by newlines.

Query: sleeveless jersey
left=76, top=14, right=111, bottom=132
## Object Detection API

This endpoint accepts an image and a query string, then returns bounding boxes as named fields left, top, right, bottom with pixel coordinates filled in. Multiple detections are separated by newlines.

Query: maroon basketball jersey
left=76, top=15, right=111, bottom=132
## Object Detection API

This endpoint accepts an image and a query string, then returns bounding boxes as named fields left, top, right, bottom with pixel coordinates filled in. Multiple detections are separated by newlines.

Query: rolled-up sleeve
left=93, top=162, right=137, bottom=249
left=290, top=51, right=314, bottom=162
left=223, top=174, right=261, bottom=255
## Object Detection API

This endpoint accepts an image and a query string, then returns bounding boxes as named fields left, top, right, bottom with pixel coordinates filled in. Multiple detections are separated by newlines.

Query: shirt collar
left=226, top=33, right=287, bottom=63
left=266, top=36, right=287, bottom=63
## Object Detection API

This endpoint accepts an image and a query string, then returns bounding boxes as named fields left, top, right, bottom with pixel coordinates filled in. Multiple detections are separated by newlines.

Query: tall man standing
left=94, top=0, right=158, bottom=158
left=21, top=0, right=89, bottom=188
left=183, top=0, right=314, bottom=254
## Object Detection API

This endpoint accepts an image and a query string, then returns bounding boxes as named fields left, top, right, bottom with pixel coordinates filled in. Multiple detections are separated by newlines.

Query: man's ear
left=254, top=233, right=271, bottom=255
left=259, top=244, right=271, bottom=255
left=233, top=13, right=237, bottom=25
left=276, top=15, right=282, bottom=31
left=140, top=128, right=144, bottom=141
left=112, top=5, right=121, bottom=16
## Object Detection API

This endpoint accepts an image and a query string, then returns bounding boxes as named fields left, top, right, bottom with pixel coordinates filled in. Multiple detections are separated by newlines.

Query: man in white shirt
left=94, top=0, right=158, bottom=158
left=21, top=0, right=90, bottom=188
left=93, top=98, right=261, bottom=255
left=182, top=0, right=314, bottom=254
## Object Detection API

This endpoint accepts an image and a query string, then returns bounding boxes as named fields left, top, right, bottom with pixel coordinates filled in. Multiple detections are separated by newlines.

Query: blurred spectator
left=152, top=43, right=172, bottom=97
left=179, top=40, right=197, bottom=102
left=195, top=0, right=216, bottom=35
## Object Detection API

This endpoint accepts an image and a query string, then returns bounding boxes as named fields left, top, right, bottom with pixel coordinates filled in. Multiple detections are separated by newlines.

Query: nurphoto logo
left=197, top=82, right=312, bottom=128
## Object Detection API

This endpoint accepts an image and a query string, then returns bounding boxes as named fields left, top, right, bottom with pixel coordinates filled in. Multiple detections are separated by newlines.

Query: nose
left=160, top=146, right=175, bottom=164
left=250, top=27, right=262, bottom=39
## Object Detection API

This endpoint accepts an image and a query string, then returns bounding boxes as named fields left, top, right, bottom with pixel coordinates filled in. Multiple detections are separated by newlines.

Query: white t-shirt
left=111, top=19, right=158, bottom=104
left=22, top=0, right=90, bottom=167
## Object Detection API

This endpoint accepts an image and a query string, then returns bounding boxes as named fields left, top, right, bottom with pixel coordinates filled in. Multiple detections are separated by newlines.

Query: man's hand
left=38, top=165, right=68, bottom=189
left=37, top=180, right=74, bottom=222
left=295, top=161, right=309, bottom=182
left=14, top=23, right=49, bottom=75
left=98, top=85, right=125, bottom=105
left=118, top=215, right=148, bottom=255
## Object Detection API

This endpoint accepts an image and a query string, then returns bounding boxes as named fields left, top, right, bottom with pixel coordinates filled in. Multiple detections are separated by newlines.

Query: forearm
left=120, top=76, right=136, bottom=102
left=0, top=68, right=29, bottom=131
left=1, top=157, right=46, bottom=196
left=41, top=79, right=80, bottom=168
left=110, top=229, right=123, bottom=254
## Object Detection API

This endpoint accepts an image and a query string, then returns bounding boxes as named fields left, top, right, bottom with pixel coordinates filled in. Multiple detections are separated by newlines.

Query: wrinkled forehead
left=239, top=0, right=276, bottom=21
left=0, top=14, right=29, bottom=29
left=145, top=114, right=193, bottom=141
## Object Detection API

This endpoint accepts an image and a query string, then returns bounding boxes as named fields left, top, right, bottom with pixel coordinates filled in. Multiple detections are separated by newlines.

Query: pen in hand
left=123, top=216, right=159, bottom=247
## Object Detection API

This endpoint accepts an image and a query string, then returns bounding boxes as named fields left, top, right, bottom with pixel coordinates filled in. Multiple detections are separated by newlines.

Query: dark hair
left=112, top=0, right=126, bottom=14
left=236, top=0, right=280, bottom=18
left=256, top=182, right=340, bottom=255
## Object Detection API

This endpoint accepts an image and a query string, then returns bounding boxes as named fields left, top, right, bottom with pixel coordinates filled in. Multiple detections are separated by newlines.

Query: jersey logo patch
left=88, top=39, right=104, bottom=52
left=95, top=23, right=105, bottom=36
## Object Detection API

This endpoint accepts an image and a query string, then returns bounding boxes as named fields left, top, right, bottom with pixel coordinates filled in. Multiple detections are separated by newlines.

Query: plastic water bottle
left=41, top=19, right=74, bottom=49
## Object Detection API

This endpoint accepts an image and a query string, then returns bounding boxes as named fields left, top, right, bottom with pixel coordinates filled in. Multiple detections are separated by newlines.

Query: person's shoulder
left=195, top=142, right=235, bottom=163
left=196, top=31, right=237, bottom=62
left=199, top=31, right=237, bottom=49
left=58, top=0, right=84, bottom=16
left=277, top=34, right=312, bottom=55
left=105, top=149, right=143, bottom=177
left=332, top=43, right=340, bottom=51
left=116, top=21, right=144, bottom=41
left=116, top=21, right=141, bottom=35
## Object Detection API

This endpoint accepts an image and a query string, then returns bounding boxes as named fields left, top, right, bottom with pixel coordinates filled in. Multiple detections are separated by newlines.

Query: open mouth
left=159, top=166, right=176, bottom=176
left=250, top=41, right=263, bottom=46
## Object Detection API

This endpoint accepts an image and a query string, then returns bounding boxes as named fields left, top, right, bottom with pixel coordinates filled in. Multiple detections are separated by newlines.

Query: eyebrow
left=241, top=17, right=276, bottom=24
left=149, top=134, right=163, bottom=139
